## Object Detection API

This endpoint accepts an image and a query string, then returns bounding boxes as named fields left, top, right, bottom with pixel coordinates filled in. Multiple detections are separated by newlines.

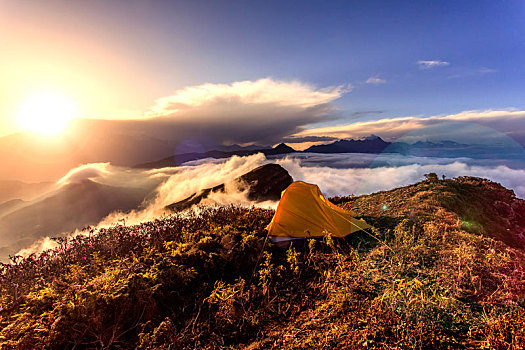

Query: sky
left=1, top=0, right=525, bottom=146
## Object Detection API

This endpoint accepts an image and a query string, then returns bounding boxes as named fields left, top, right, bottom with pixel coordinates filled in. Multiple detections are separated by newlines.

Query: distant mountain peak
left=273, top=143, right=295, bottom=152
left=135, top=142, right=296, bottom=169
left=305, top=135, right=390, bottom=154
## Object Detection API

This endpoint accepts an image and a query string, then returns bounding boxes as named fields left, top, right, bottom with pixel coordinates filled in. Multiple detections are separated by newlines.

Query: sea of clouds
left=15, top=150, right=525, bottom=257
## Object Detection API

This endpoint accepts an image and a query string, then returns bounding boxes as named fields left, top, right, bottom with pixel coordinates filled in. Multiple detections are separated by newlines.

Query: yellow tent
left=267, top=181, right=371, bottom=238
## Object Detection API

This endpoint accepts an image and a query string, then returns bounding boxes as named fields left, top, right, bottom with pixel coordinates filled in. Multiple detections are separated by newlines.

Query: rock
left=166, top=164, right=293, bottom=212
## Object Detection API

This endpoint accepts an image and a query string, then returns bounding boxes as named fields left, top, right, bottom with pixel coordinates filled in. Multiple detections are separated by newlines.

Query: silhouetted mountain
left=134, top=143, right=296, bottom=169
left=0, top=179, right=149, bottom=259
left=303, top=136, right=484, bottom=156
left=267, top=143, right=295, bottom=155
left=304, top=135, right=391, bottom=153
left=167, top=164, right=293, bottom=211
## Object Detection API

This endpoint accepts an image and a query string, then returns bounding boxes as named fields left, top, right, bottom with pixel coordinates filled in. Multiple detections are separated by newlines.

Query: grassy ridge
left=1, top=177, right=525, bottom=349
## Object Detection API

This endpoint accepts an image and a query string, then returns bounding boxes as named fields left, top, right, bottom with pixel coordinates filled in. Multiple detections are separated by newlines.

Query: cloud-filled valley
left=1, top=79, right=524, bottom=261
left=4, top=149, right=525, bottom=261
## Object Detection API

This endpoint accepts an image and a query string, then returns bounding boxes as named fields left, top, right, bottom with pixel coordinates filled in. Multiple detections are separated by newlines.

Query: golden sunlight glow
left=16, top=92, right=77, bottom=135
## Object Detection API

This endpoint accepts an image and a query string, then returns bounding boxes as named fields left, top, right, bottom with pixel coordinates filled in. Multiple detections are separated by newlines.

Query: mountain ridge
left=304, top=134, right=392, bottom=153
left=134, top=135, right=494, bottom=170
left=133, top=143, right=296, bottom=169
left=1, top=175, right=525, bottom=348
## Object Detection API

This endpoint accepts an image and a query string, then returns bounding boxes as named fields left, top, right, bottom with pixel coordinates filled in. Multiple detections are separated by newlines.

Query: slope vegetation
left=1, top=176, right=524, bottom=349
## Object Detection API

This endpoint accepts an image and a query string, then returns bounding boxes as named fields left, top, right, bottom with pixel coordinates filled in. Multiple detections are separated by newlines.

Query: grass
left=0, top=176, right=525, bottom=349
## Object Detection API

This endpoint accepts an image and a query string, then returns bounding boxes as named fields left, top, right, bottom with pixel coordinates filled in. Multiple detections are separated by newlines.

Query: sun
left=16, top=92, right=78, bottom=135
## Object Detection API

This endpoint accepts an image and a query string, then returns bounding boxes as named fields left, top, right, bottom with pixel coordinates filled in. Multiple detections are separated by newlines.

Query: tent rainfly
left=266, top=181, right=371, bottom=238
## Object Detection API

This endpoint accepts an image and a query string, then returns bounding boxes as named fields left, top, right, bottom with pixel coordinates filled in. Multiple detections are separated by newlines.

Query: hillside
left=0, top=180, right=149, bottom=260
left=1, top=176, right=525, bottom=349
left=336, top=175, right=525, bottom=249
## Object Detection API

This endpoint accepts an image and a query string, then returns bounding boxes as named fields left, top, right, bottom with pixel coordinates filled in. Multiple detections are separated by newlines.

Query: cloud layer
left=275, top=154, right=525, bottom=199
left=13, top=151, right=525, bottom=259
left=145, top=78, right=349, bottom=146
left=292, top=109, right=525, bottom=147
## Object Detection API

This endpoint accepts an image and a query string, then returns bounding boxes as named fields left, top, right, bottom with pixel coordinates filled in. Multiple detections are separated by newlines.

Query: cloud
left=144, top=78, right=349, bottom=146
left=447, top=67, right=497, bottom=79
left=149, top=78, right=348, bottom=112
left=281, top=135, right=337, bottom=143
left=417, top=60, right=450, bottom=69
left=13, top=149, right=525, bottom=259
left=56, top=162, right=171, bottom=192
left=275, top=156, right=525, bottom=199
left=13, top=154, right=273, bottom=259
left=57, top=163, right=111, bottom=185
left=0, top=77, right=348, bottom=184
left=97, top=153, right=272, bottom=227
left=351, top=110, right=384, bottom=117
left=366, top=76, right=387, bottom=84
left=479, top=67, right=497, bottom=74
left=293, top=109, right=525, bottom=147
left=16, top=236, right=61, bottom=260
